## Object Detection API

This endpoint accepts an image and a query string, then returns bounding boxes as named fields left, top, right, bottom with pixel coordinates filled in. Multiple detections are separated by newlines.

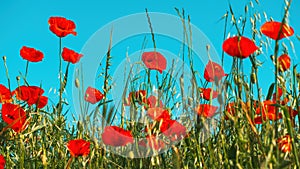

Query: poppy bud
left=75, top=78, right=80, bottom=88
left=2, top=56, right=6, bottom=62
left=251, top=73, right=257, bottom=84
left=16, top=76, right=20, bottom=81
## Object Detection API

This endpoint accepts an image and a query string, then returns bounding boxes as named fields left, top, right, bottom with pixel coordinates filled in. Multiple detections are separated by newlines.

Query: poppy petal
left=222, top=36, right=258, bottom=58
left=102, top=126, right=134, bottom=147
left=67, top=139, right=90, bottom=157
left=261, top=21, right=294, bottom=40
left=204, top=61, right=227, bottom=82
left=48, top=16, right=77, bottom=37
left=142, top=51, right=167, bottom=73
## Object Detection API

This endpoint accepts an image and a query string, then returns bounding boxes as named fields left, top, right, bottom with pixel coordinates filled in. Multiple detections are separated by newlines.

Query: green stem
left=58, top=37, right=63, bottom=115
left=25, top=60, right=29, bottom=79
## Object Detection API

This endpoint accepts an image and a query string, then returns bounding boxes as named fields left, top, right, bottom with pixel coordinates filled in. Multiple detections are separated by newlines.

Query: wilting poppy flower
left=261, top=21, right=294, bottom=40
left=196, top=104, right=218, bottom=118
left=67, top=139, right=90, bottom=157
left=147, top=107, right=170, bottom=121
left=147, top=95, right=164, bottom=108
left=225, top=102, right=235, bottom=120
left=61, top=47, right=83, bottom=64
left=142, top=51, right=167, bottom=73
left=204, top=61, right=227, bottom=82
left=20, top=46, right=44, bottom=62
left=102, top=126, right=134, bottom=147
left=85, top=86, right=104, bottom=104
left=0, top=84, right=11, bottom=103
left=1, top=103, right=27, bottom=133
left=125, top=90, right=148, bottom=106
left=199, top=88, right=218, bottom=101
left=48, top=16, right=77, bottom=37
left=277, top=135, right=291, bottom=153
left=138, top=135, right=165, bottom=150
left=160, top=119, right=187, bottom=141
left=222, top=36, right=258, bottom=58
left=278, top=54, right=291, bottom=72
left=0, top=154, right=5, bottom=169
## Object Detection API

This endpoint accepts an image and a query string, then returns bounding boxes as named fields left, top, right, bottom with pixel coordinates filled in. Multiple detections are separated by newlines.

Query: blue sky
left=0, top=0, right=299, bottom=122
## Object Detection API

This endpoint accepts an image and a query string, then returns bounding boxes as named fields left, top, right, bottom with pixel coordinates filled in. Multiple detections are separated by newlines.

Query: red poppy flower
left=222, top=36, right=258, bottom=58
left=84, top=86, right=104, bottom=104
left=199, top=88, right=218, bottom=101
left=67, top=139, right=90, bottom=157
left=277, top=135, right=291, bottom=153
left=147, top=107, right=171, bottom=121
left=261, top=21, right=294, bottom=40
left=102, top=126, right=134, bottom=147
left=196, top=104, right=218, bottom=118
left=254, top=100, right=282, bottom=124
left=1, top=103, right=27, bottom=133
left=160, top=119, right=187, bottom=141
left=278, top=54, right=291, bottom=72
left=138, top=135, right=165, bottom=150
left=204, top=61, right=227, bottom=82
left=20, top=46, right=44, bottom=62
left=61, top=47, right=83, bottom=64
left=0, top=154, right=5, bottom=169
left=36, top=96, right=48, bottom=109
left=142, top=51, right=167, bottom=73
left=0, top=84, right=11, bottom=103
left=147, top=95, right=163, bottom=108
left=13, top=86, right=47, bottom=107
left=48, top=16, right=77, bottom=37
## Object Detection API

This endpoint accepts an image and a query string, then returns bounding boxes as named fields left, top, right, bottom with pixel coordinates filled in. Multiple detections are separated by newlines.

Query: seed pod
left=251, top=73, right=257, bottom=84
left=75, top=78, right=80, bottom=88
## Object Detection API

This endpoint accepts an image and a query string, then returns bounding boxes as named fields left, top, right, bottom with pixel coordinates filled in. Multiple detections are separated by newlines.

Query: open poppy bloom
left=67, top=139, right=90, bottom=157
left=138, top=135, right=165, bottom=150
left=222, top=36, right=258, bottom=58
left=204, top=61, right=227, bottom=82
left=48, top=16, right=77, bottom=37
left=102, top=126, right=134, bottom=147
left=254, top=100, right=282, bottom=124
left=278, top=54, right=291, bottom=72
left=147, top=107, right=171, bottom=121
left=0, top=84, right=12, bottom=103
left=84, top=86, right=104, bottom=104
left=199, top=88, right=218, bottom=101
left=20, top=46, right=44, bottom=62
left=0, top=154, right=5, bottom=169
left=142, top=51, right=167, bottom=74
left=260, top=21, right=294, bottom=40
left=1, top=103, right=28, bottom=133
left=147, top=95, right=164, bottom=108
left=13, top=86, right=48, bottom=108
left=160, top=119, right=187, bottom=142
left=277, top=135, right=291, bottom=153
left=61, top=47, right=83, bottom=64
left=196, top=104, right=218, bottom=118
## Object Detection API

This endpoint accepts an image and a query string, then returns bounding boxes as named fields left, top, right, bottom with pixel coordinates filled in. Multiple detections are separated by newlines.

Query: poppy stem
left=25, top=60, right=29, bottom=79
left=2, top=56, right=11, bottom=93
left=58, top=37, right=63, bottom=115
left=65, top=156, right=73, bottom=169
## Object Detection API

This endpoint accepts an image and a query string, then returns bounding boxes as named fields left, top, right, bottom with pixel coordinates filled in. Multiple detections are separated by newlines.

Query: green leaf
left=266, top=83, right=275, bottom=100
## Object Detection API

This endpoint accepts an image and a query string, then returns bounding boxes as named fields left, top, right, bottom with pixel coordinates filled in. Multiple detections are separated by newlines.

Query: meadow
left=0, top=0, right=299, bottom=168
